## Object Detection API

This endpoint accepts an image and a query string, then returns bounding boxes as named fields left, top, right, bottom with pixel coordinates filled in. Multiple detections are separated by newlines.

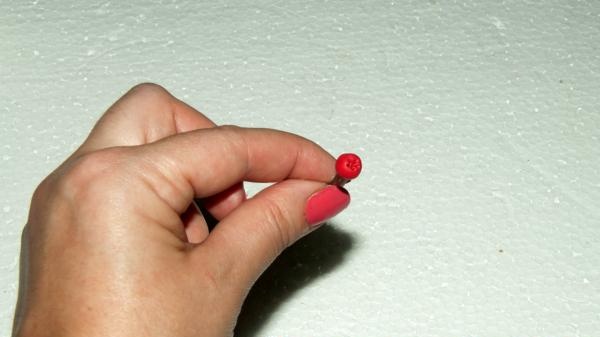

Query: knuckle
left=27, top=149, right=135, bottom=236
left=28, top=177, right=56, bottom=234
left=31, top=175, right=53, bottom=207
left=128, top=82, right=170, bottom=97
left=67, top=150, right=123, bottom=180
left=213, top=125, right=247, bottom=159
left=214, top=125, right=244, bottom=142
left=56, top=149, right=131, bottom=201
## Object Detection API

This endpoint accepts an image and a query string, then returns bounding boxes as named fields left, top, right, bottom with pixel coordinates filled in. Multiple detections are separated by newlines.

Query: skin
left=13, top=83, right=339, bottom=337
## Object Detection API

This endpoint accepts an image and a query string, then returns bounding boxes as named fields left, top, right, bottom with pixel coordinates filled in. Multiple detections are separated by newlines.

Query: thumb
left=196, top=179, right=350, bottom=288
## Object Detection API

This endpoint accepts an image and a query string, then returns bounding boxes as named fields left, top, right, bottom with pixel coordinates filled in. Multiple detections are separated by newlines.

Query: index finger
left=140, top=126, right=336, bottom=211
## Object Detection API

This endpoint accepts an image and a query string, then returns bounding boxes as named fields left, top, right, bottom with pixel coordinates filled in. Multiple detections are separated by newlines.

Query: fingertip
left=182, top=203, right=209, bottom=244
left=202, top=182, right=246, bottom=220
left=305, top=185, right=351, bottom=226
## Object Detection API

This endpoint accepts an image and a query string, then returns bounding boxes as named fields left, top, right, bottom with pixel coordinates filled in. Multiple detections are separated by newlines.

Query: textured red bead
left=335, top=153, right=362, bottom=179
left=330, top=153, right=362, bottom=186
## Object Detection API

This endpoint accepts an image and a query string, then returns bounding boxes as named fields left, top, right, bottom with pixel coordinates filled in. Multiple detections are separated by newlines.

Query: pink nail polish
left=305, top=185, right=351, bottom=226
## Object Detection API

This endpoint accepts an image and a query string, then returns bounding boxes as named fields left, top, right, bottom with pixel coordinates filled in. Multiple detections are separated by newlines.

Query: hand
left=13, top=83, right=351, bottom=337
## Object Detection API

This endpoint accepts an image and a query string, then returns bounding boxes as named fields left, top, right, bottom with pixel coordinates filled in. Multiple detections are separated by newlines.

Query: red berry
left=335, top=153, right=362, bottom=180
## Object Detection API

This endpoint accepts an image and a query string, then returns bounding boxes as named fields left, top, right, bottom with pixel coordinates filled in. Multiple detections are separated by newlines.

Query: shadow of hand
left=235, top=224, right=355, bottom=336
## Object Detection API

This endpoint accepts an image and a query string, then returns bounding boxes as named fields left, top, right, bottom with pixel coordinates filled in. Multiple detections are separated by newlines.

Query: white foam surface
left=2, top=1, right=600, bottom=335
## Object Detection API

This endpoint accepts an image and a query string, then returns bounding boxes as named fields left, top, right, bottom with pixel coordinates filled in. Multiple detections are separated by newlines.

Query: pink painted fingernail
left=305, top=185, right=351, bottom=226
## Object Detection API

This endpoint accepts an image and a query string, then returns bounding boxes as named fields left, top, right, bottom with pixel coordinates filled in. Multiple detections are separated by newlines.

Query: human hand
left=13, top=84, right=351, bottom=337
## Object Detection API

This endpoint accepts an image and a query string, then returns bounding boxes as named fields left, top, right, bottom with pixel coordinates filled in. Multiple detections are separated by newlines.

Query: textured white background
left=2, top=0, right=600, bottom=336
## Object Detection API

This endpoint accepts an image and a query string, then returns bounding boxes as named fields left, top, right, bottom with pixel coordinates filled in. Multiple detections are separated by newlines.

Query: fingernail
left=305, top=185, right=351, bottom=226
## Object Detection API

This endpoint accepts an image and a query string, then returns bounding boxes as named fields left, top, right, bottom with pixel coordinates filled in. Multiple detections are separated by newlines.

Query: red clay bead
left=330, top=153, right=362, bottom=186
